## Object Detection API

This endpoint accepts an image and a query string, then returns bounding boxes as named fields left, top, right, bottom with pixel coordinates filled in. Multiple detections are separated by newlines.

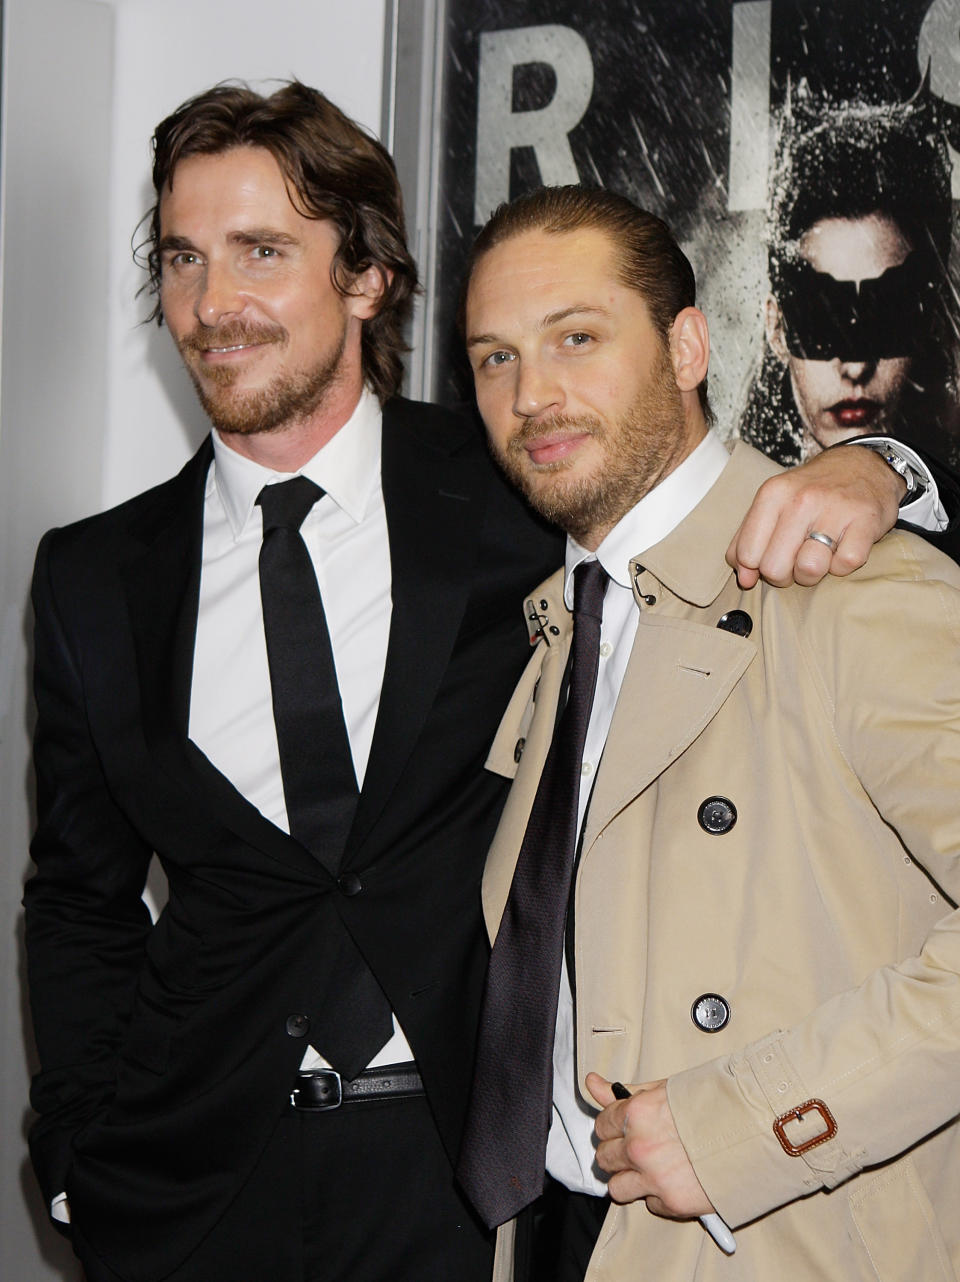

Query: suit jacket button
left=697, top=796, right=737, bottom=834
left=514, top=737, right=526, bottom=763
left=717, top=609, right=752, bottom=637
left=286, top=1013, right=310, bottom=1038
left=691, top=994, right=730, bottom=1032
left=338, top=872, right=362, bottom=896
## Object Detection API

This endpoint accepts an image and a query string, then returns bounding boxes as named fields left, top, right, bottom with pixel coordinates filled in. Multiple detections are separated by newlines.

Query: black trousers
left=515, top=1178, right=609, bottom=1282
left=78, top=1092, right=493, bottom=1282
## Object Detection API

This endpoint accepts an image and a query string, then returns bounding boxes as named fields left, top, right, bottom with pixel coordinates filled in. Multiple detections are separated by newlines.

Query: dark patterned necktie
left=257, top=476, right=392, bottom=1077
left=457, top=559, right=608, bottom=1228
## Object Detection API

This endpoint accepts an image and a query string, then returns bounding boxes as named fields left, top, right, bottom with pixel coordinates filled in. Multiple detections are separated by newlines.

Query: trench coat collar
left=633, top=441, right=781, bottom=607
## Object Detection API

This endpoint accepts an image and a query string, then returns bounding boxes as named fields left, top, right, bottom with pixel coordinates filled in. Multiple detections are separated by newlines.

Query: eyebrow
left=466, top=303, right=611, bottom=348
left=157, top=229, right=301, bottom=256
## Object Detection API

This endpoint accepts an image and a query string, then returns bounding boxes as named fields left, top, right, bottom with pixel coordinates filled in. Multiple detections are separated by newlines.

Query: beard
left=489, top=352, right=689, bottom=545
left=176, top=319, right=348, bottom=436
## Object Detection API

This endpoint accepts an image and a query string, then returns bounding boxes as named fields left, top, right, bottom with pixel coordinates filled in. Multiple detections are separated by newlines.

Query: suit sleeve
left=667, top=539, right=960, bottom=1228
left=24, top=531, right=154, bottom=1213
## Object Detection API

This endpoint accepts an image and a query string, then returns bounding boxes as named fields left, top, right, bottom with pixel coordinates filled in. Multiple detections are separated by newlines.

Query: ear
left=669, top=307, right=709, bottom=393
left=344, top=264, right=393, bottom=321
left=764, top=295, right=789, bottom=363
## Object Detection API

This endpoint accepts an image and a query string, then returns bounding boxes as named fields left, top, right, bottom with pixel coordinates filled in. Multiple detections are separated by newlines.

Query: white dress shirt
left=190, top=386, right=414, bottom=1070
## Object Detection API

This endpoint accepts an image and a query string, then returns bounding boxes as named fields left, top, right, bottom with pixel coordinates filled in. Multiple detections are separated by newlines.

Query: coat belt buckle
left=772, top=1098, right=837, bottom=1155
left=290, top=1068, right=343, bottom=1111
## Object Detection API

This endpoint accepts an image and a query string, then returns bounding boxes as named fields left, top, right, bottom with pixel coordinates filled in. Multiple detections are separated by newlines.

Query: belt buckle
left=290, top=1068, right=343, bottom=1111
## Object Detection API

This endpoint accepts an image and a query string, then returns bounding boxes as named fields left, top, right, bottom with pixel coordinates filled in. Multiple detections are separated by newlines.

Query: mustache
left=177, top=321, right=286, bottom=354
left=508, top=414, right=602, bottom=450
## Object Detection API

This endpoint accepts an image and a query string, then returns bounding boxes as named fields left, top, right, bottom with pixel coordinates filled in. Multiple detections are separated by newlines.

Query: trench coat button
left=717, top=609, right=752, bottom=637
left=285, top=1013, right=310, bottom=1038
left=514, top=737, right=526, bottom=763
left=697, top=796, right=737, bottom=834
left=338, top=872, right=362, bottom=896
left=691, top=994, right=730, bottom=1032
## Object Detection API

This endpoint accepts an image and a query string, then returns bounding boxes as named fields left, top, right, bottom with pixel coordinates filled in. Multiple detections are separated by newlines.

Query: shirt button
left=338, top=872, right=362, bottom=896
left=691, top=993, right=730, bottom=1033
left=697, top=796, right=737, bottom=834
left=599, top=642, right=612, bottom=658
left=581, top=762, right=593, bottom=777
left=717, top=609, right=753, bottom=637
left=285, top=1013, right=310, bottom=1038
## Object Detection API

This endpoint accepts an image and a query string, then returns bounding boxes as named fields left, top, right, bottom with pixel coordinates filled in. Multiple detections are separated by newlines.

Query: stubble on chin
left=179, top=323, right=347, bottom=437
left=492, top=416, right=606, bottom=544
left=491, top=369, right=688, bottom=545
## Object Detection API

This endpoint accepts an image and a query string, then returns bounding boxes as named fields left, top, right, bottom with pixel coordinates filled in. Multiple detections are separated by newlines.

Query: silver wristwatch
left=851, top=439, right=926, bottom=503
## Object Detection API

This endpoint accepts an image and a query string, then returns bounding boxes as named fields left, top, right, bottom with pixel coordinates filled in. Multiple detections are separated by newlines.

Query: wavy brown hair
left=138, top=80, right=417, bottom=403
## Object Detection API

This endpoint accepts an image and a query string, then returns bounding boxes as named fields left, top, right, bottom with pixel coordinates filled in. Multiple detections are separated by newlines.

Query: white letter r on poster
left=475, top=25, right=594, bottom=225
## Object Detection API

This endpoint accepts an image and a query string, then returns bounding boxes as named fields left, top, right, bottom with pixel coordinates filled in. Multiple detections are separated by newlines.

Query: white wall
left=0, top=2, right=385, bottom=1276
left=102, top=0, right=387, bottom=506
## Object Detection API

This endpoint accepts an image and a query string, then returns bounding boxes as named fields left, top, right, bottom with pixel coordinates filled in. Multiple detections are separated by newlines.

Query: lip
left=199, top=342, right=269, bottom=363
left=523, top=431, right=592, bottom=466
left=827, top=399, right=880, bottom=428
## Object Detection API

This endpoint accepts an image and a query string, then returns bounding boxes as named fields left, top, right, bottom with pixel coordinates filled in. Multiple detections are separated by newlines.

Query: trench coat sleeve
left=24, top=531, right=154, bottom=1211
left=667, top=534, right=960, bottom=1229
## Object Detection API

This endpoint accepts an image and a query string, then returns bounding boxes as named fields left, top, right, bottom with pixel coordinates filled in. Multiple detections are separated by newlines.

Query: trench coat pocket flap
left=849, top=1159, right=955, bottom=1282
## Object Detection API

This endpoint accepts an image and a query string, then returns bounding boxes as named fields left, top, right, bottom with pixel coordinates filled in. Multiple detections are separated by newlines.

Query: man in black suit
left=22, top=81, right=927, bottom=1282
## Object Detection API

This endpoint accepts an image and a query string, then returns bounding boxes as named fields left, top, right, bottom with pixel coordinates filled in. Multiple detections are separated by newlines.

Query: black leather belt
left=290, top=1063, right=424, bottom=1111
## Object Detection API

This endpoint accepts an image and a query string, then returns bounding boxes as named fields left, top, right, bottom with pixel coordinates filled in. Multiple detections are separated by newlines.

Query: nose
left=194, top=260, right=243, bottom=327
left=836, top=357, right=877, bottom=385
left=512, top=359, right=563, bottom=420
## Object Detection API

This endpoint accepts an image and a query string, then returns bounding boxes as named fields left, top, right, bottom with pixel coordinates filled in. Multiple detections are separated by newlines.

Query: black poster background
left=428, top=0, right=960, bottom=463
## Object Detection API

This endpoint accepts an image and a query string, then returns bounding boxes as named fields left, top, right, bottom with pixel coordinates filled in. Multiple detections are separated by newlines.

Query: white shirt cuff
left=51, top=1192, right=71, bottom=1224
left=847, top=436, right=949, bottom=532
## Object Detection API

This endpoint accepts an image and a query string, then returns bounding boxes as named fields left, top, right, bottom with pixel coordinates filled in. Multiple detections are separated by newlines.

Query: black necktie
left=257, top=476, right=392, bottom=1078
left=457, top=559, right=608, bottom=1229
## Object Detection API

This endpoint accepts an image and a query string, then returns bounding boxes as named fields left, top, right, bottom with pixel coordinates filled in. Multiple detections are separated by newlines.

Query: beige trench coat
left=483, top=443, right=960, bottom=1282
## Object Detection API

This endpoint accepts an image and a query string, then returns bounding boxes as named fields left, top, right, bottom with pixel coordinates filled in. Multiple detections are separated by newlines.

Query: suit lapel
left=121, top=439, right=325, bottom=879
left=346, top=399, right=488, bottom=858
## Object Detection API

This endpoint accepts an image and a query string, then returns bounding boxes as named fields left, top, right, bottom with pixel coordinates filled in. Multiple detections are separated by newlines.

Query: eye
left=481, top=349, right=515, bottom=368
left=562, top=331, right=592, bottom=348
left=166, top=251, right=201, bottom=269
left=251, top=245, right=279, bottom=259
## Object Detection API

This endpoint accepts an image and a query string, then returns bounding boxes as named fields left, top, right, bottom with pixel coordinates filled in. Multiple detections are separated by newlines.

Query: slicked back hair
left=462, top=185, right=712, bottom=419
left=140, top=80, right=417, bottom=403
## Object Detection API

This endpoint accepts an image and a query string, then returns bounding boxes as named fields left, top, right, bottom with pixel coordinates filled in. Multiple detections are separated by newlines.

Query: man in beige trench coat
left=455, top=184, right=960, bottom=1282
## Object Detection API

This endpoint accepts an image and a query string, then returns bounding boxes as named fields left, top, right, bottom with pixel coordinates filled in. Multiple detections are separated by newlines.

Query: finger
left=725, top=528, right=760, bottom=588
left=594, top=1135, right=629, bottom=1174
left=585, top=1071, right=616, bottom=1110
left=593, top=1104, right=628, bottom=1144
left=751, top=517, right=828, bottom=586
left=606, top=1170, right=650, bottom=1206
left=725, top=494, right=782, bottom=582
left=821, top=519, right=874, bottom=578
left=789, top=534, right=838, bottom=587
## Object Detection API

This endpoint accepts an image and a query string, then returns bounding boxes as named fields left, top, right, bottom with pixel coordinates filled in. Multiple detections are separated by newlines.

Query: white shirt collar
left=563, top=429, right=730, bottom=606
left=208, top=386, right=383, bottom=540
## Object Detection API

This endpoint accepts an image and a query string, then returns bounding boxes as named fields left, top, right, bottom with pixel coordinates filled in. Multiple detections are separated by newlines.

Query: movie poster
left=419, top=0, right=960, bottom=468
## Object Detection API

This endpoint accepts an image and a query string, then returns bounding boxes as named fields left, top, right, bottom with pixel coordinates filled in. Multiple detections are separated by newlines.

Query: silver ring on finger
left=806, top=530, right=836, bottom=550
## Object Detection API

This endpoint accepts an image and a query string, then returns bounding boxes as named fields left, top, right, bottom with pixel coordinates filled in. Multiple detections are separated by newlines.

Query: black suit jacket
left=24, top=397, right=563, bottom=1282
